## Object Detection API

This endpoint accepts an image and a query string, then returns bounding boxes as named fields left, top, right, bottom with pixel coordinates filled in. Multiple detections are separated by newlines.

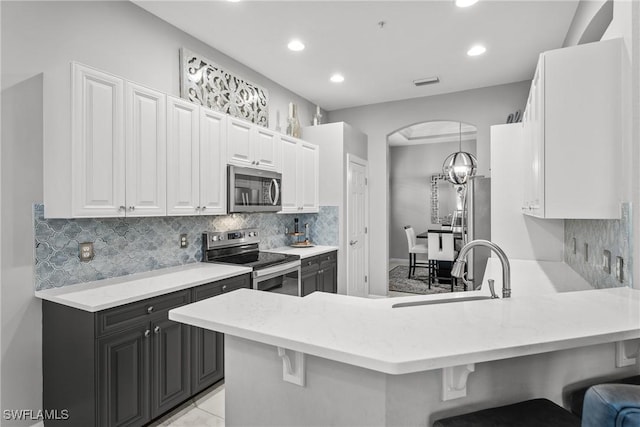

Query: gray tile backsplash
left=34, top=204, right=338, bottom=290
left=564, top=202, right=632, bottom=288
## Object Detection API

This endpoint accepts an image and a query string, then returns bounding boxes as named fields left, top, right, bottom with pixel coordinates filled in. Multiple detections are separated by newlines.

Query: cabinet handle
left=129, top=206, right=135, bottom=211
left=144, top=329, right=151, bottom=338
left=222, top=285, right=228, bottom=291
left=119, top=206, right=125, bottom=212
left=307, top=261, right=312, bottom=266
left=256, top=161, right=260, bottom=165
left=154, top=326, right=160, bottom=334
left=251, top=160, right=256, bottom=165
left=147, top=306, right=154, bottom=314
left=201, top=206, right=207, bottom=210
left=196, top=206, right=201, bottom=211
left=319, top=270, right=324, bottom=274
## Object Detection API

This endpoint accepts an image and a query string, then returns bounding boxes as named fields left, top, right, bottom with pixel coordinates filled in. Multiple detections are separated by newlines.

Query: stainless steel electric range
left=202, top=228, right=302, bottom=296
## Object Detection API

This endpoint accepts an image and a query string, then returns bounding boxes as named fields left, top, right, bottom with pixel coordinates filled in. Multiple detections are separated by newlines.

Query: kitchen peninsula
left=169, top=259, right=640, bottom=426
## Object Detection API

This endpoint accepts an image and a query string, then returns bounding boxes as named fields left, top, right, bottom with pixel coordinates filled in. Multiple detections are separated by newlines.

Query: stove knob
left=219, top=236, right=225, bottom=240
left=212, top=236, right=218, bottom=242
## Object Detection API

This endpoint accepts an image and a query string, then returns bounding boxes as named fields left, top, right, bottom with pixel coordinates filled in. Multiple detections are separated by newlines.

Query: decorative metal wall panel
left=180, top=48, right=269, bottom=127
left=33, top=204, right=338, bottom=290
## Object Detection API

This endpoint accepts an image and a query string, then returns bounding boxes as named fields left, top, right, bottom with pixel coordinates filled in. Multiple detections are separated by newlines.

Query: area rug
left=389, top=265, right=467, bottom=295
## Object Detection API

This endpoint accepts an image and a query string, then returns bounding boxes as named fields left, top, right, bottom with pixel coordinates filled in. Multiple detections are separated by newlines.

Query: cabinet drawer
left=318, top=251, right=337, bottom=265
left=97, top=290, right=191, bottom=337
left=301, top=256, right=320, bottom=274
left=193, top=274, right=251, bottom=301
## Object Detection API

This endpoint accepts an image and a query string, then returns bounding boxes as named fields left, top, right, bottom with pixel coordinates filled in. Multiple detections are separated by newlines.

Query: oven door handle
left=252, top=261, right=301, bottom=282
left=268, top=179, right=280, bottom=206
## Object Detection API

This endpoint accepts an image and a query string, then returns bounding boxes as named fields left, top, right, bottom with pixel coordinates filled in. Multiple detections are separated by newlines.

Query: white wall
left=389, top=140, right=476, bottom=261
left=328, top=81, right=531, bottom=295
left=0, top=0, right=319, bottom=420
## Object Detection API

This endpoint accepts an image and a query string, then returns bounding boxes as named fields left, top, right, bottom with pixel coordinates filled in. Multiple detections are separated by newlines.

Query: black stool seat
left=433, top=398, right=581, bottom=427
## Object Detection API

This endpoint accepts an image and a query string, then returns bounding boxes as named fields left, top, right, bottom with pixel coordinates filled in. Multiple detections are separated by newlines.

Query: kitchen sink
left=391, top=295, right=495, bottom=308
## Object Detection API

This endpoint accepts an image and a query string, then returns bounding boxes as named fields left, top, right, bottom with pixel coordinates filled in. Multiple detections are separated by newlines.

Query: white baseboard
left=390, top=258, right=409, bottom=265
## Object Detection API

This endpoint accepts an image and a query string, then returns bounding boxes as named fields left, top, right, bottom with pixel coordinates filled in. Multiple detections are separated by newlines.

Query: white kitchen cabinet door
left=72, top=64, right=126, bottom=217
left=166, top=96, right=200, bottom=216
left=125, top=83, right=166, bottom=217
left=280, top=136, right=299, bottom=213
left=280, top=136, right=319, bottom=213
left=199, top=108, right=227, bottom=215
left=253, top=127, right=280, bottom=172
left=228, top=117, right=281, bottom=172
left=227, top=117, right=253, bottom=168
left=299, top=141, right=319, bottom=213
left=522, top=38, right=621, bottom=219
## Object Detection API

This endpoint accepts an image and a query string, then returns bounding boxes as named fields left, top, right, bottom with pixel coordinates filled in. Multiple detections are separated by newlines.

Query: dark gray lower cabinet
left=301, top=251, right=338, bottom=296
left=43, top=273, right=250, bottom=427
left=151, top=317, right=191, bottom=418
left=98, top=326, right=150, bottom=427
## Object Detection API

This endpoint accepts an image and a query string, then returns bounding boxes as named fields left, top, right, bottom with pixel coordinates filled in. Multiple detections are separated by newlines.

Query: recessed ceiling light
left=287, top=40, right=305, bottom=52
left=330, top=74, right=345, bottom=83
left=456, top=0, right=479, bottom=7
left=467, top=45, right=486, bottom=56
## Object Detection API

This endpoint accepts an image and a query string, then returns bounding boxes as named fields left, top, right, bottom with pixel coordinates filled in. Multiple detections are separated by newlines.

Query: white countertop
left=35, top=263, right=252, bottom=312
left=265, top=245, right=338, bottom=259
left=169, top=259, right=640, bottom=375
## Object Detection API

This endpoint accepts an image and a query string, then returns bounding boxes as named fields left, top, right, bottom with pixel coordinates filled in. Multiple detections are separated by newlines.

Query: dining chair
left=427, top=231, right=458, bottom=291
left=403, top=226, right=429, bottom=282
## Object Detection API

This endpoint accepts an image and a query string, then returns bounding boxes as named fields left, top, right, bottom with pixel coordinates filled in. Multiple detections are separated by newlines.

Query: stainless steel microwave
left=228, top=166, right=282, bottom=213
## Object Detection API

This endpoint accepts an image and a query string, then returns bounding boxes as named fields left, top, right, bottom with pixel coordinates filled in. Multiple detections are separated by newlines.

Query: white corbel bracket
left=441, top=364, right=475, bottom=401
left=277, top=347, right=306, bottom=387
left=615, top=341, right=639, bottom=368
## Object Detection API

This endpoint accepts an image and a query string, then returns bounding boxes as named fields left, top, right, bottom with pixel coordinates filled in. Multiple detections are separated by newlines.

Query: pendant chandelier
left=442, top=122, right=477, bottom=185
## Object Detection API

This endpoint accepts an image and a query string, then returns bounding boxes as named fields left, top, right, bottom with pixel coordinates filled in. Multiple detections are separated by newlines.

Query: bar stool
left=404, top=226, right=429, bottom=281
left=427, top=231, right=459, bottom=291
left=432, top=398, right=581, bottom=427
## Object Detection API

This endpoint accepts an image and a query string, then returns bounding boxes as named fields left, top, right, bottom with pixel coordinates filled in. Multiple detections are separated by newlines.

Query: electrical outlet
left=79, top=242, right=94, bottom=262
left=584, top=243, right=589, bottom=262
left=616, top=257, right=624, bottom=283
left=603, top=250, right=611, bottom=273
left=180, top=234, right=188, bottom=248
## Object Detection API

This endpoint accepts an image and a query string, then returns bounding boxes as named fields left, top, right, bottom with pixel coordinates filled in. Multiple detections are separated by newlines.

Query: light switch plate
left=603, top=250, right=611, bottom=273
left=180, top=234, right=188, bottom=248
left=615, top=257, right=623, bottom=283
left=79, top=242, right=94, bottom=262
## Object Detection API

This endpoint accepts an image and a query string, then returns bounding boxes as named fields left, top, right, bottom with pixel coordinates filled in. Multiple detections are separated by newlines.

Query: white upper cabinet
left=125, top=82, right=166, bottom=217
left=522, top=38, right=622, bottom=219
left=71, top=63, right=126, bottom=217
left=227, top=117, right=280, bottom=172
left=199, top=107, right=227, bottom=215
left=280, top=136, right=319, bottom=213
left=166, top=96, right=201, bottom=216
left=166, top=97, right=228, bottom=216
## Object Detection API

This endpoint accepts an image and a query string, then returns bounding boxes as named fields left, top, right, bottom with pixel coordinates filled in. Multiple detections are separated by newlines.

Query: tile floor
left=152, top=263, right=411, bottom=425
left=149, top=383, right=226, bottom=427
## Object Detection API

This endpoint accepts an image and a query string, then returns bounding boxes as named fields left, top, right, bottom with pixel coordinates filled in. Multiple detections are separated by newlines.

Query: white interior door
left=347, top=154, right=369, bottom=297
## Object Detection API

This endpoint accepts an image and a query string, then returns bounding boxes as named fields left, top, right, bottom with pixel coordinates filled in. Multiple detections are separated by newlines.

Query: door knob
left=154, top=326, right=161, bottom=334
left=349, top=240, right=358, bottom=246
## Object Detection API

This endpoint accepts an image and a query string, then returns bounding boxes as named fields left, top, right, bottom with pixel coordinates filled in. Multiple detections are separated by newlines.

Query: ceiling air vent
left=413, top=76, right=440, bottom=87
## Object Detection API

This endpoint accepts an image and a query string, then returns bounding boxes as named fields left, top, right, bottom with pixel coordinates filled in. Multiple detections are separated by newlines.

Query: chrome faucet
left=451, top=239, right=511, bottom=298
